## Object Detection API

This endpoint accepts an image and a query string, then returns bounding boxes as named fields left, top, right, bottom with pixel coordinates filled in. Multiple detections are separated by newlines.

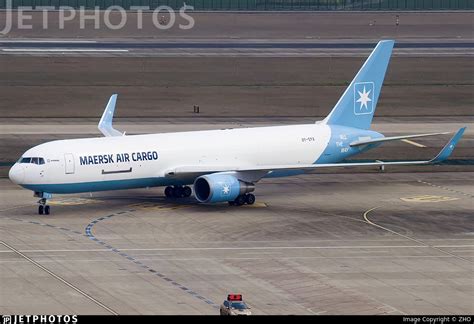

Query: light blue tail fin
left=324, top=40, right=394, bottom=130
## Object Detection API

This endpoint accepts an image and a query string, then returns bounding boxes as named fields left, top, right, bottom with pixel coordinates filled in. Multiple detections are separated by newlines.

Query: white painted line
left=1, top=244, right=473, bottom=253
left=0, top=240, right=118, bottom=315
left=0, top=40, right=97, bottom=43
left=1, top=255, right=472, bottom=263
left=2, top=49, right=129, bottom=52
left=238, top=252, right=282, bottom=255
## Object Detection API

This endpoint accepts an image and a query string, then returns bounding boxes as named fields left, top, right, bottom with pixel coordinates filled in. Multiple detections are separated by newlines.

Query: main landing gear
left=228, top=193, right=256, bottom=206
left=164, top=186, right=192, bottom=199
left=38, top=198, right=50, bottom=215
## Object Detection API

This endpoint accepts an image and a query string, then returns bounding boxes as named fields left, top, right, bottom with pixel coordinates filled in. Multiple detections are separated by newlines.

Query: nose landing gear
left=34, top=192, right=52, bottom=215
left=38, top=199, right=50, bottom=215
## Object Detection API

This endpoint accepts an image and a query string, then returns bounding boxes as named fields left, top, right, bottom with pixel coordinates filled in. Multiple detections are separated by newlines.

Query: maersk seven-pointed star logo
left=222, top=184, right=231, bottom=195
left=354, top=82, right=375, bottom=115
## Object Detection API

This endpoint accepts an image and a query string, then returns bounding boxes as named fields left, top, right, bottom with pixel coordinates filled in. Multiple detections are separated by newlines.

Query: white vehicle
left=8, top=40, right=466, bottom=214
left=220, top=294, right=251, bottom=316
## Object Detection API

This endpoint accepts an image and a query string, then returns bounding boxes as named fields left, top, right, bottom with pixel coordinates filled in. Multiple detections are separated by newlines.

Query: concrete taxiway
left=1, top=171, right=473, bottom=314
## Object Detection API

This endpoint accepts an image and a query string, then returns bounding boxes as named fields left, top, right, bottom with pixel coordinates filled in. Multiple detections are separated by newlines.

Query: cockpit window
left=18, top=157, right=45, bottom=164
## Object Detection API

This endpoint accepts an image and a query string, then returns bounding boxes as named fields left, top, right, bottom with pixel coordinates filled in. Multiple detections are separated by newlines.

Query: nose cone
left=9, top=164, right=25, bottom=184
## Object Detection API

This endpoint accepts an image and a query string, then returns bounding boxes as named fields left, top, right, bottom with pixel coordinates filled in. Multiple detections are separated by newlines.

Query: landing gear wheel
left=173, top=186, right=184, bottom=198
left=183, top=186, right=192, bottom=198
left=228, top=201, right=235, bottom=206
left=245, top=193, right=256, bottom=205
left=36, top=196, right=50, bottom=215
left=164, top=186, right=173, bottom=198
left=234, top=195, right=246, bottom=206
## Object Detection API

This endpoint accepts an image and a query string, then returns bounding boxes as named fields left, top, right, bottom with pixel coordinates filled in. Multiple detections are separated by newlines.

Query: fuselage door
left=64, top=153, right=75, bottom=174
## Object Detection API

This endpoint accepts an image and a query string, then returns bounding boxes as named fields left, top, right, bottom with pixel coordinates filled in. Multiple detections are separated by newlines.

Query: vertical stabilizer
left=324, top=40, right=394, bottom=130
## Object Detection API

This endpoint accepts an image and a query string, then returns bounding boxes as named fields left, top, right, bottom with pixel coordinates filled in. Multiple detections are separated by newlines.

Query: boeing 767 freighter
left=8, top=40, right=466, bottom=214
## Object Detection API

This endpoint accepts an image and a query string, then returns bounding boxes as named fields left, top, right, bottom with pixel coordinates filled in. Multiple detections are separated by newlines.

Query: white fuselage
left=10, top=123, right=335, bottom=193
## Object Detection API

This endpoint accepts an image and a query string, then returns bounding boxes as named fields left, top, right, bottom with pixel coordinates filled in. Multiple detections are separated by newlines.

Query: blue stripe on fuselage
left=21, top=177, right=186, bottom=194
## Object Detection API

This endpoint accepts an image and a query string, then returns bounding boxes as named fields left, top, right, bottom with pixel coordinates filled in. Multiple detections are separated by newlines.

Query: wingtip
left=452, top=127, right=466, bottom=142
left=378, top=39, right=395, bottom=46
left=108, top=94, right=118, bottom=104
left=431, top=127, right=466, bottom=164
left=452, top=126, right=466, bottom=144
left=98, top=94, right=123, bottom=137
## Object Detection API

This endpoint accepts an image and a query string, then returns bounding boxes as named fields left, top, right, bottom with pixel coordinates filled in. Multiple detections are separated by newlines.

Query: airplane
left=8, top=40, right=466, bottom=215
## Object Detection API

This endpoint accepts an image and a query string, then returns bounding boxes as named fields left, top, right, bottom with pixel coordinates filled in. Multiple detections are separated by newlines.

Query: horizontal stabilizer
left=350, top=131, right=451, bottom=147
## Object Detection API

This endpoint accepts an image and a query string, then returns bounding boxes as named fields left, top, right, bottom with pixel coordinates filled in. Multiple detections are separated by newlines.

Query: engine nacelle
left=193, top=174, right=254, bottom=203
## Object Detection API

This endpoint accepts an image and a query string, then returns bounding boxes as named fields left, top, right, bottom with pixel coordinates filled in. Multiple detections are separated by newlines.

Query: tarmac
left=0, top=11, right=473, bottom=315
left=0, top=40, right=472, bottom=57
left=1, top=11, right=472, bottom=40
left=0, top=56, right=472, bottom=119
left=1, top=171, right=473, bottom=314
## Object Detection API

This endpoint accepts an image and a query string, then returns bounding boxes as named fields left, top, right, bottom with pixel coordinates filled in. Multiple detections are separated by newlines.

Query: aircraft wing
left=349, top=131, right=450, bottom=147
left=98, top=94, right=124, bottom=137
left=166, top=127, right=465, bottom=179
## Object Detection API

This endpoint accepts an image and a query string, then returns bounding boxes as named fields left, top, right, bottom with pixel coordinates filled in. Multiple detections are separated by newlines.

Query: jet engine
left=193, top=174, right=254, bottom=203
